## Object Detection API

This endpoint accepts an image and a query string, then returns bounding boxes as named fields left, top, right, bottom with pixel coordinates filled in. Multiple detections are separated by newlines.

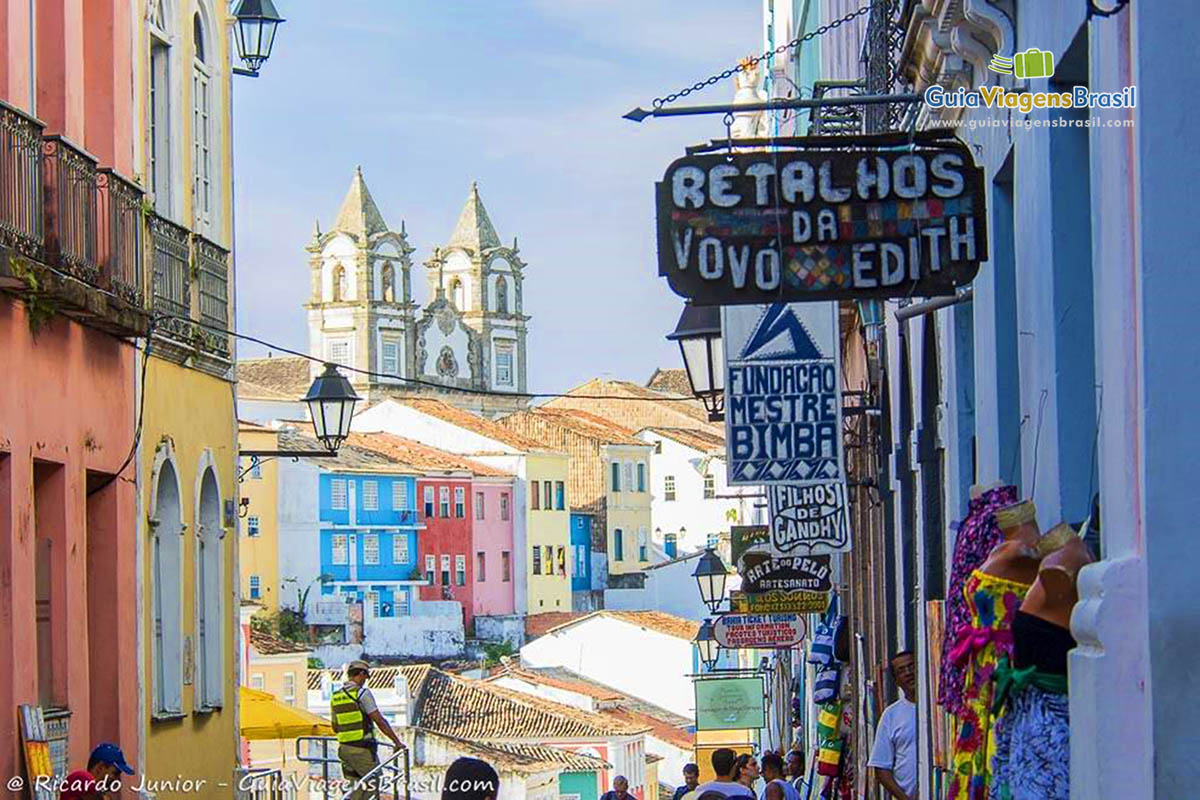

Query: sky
left=232, top=0, right=761, bottom=393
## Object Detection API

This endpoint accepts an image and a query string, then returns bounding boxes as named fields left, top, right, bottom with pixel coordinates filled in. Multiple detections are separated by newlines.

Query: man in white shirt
left=684, top=748, right=755, bottom=800
left=868, top=651, right=918, bottom=800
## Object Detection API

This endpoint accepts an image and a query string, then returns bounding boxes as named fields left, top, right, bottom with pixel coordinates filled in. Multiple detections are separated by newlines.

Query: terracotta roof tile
left=640, top=427, right=726, bottom=454
left=276, top=429, right=412, bottom=472
left=487, top=665, right=694, bottom=750
left=545, top=610, right=700, bottom=642
left=250, top=629, right=312, bottom=656
left=483, top=741, right=611, bottom=772
left=645, top=368, right=694, bottom=397
left=345, top=432, right=512, bottom=477
left=542, top=378, right=722, bottom=435
left=503, top=408, right=647, bottom=447
left=413, top=667, right=648, bottom=740
left=238, top=356, right=312, bottom=399
left=525, top=612, right=586, bottom=640
left=379, top=398, right=556, bottom=453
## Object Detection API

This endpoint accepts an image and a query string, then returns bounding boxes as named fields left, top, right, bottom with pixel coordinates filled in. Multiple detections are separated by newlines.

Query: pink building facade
left=0, top=0, right=145, bottom=783
left=470, top=478, right=517, bottom=618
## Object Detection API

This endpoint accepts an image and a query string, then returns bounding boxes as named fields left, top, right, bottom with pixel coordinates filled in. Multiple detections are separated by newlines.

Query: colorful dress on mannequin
left=939, top=486, right=1018, bottom=715
left=946, top=569, right=1030, bottom=800
left=989, top=611, right=1073, bottom=800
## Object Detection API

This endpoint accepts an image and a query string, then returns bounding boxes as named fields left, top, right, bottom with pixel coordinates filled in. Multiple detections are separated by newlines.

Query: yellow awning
left=240, top=686, right=334, bottom=741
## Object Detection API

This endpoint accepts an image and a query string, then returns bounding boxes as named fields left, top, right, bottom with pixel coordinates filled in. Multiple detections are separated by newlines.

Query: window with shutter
left=363, top=481, right=379, bottom=510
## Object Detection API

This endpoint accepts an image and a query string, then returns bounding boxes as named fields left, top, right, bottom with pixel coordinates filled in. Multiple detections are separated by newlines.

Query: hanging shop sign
left=731, top=524, right=834, bottom=594
left=654, top=130, right=987, bottom=306
left=731, top=589, right=830, bottom=614
left=724, top=302, right=844, bottom=485
left=694, top=676, right=766, bottom=731
left=768, top=482, right=851, bottom=555
left=714, top=613, right=807, bottom=649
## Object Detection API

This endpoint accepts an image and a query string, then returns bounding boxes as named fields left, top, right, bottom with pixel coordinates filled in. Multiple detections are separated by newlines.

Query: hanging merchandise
left=813, top=664, right=841, bottom=704
left=808, top=595, right=840, bottom=666
left=939, top=485, right=1017, bottom=715
left=814, top=700, right=844, bottom=777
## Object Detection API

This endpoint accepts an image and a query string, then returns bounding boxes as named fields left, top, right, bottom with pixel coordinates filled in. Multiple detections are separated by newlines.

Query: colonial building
left=240, top=172, right=531, bottom=419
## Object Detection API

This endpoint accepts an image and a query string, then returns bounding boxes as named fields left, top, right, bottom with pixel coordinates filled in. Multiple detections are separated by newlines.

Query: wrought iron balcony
left=97, top=169, right=144, bottom=306
left=149, top=213, right=192, bottom=342
left=194, top=234, right=231, bottom=360
left=0, top=100, right=43, bottom=259
left=42, top=135, right=99, bottom=284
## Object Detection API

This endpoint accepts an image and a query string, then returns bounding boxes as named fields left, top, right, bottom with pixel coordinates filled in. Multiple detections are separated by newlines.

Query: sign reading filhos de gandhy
left=656, top=132, right=987, bottom=305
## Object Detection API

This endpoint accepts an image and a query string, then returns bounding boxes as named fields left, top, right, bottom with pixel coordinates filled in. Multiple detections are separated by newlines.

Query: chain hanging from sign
left=655, top=131, right=987, bottom=306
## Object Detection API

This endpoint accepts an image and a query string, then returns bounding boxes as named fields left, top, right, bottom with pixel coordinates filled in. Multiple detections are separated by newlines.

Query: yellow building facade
left=239, top=427, right=282, bottom=613
left=137, top=0, right=239, bottom=790
left=604, top=443, right=654, bottom=576
left=524, top=451, right=574, bottom=612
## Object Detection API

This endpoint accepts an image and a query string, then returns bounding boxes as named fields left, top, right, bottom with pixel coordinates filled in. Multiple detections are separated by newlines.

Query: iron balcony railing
left=0, top=100, right=43, bottom=258
left=96, top=169, right=144, bottom=305
left=194, top=233, right=231, bottom=359
left=149, top=212, right=192, bottom=341
left=42, top=135, right=99, bottom=283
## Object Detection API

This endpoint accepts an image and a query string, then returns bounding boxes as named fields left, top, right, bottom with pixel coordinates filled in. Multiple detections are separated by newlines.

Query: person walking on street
left=868, top=651, right=919, bottom=800
left=673, top=763, right=700, bottom=800
left=332, top=659, right=403, bottom=800
left=60, top=743, right=135, bottom=799
left=734, top=754, right=760, bottom=793
left=759, top=752, right=800, bottom=800
left=601, top=775, right=634, bottom=800
left=785, top=750, right=806, bottom=794
left=687, top=748, right=755, bottom=800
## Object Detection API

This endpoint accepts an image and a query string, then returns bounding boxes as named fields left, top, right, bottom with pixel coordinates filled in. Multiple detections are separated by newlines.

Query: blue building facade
left=317, top=470, right=422, bottom=617
left=569, top=512, right=593, bottom=593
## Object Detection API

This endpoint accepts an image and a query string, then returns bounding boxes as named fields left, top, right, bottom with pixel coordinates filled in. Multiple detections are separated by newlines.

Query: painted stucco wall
left=417, top=476, right=474, bottom=626
left=363, top=602, right=465, bottom=659
left=244, top=649, right=310, bottom=791
left=604, top=445, right=654, bottom=575
left=522, top=452, right=573, bottom=613
left=140, top=357, right=238, bottom=793
left=635, top=431, right=764, bottom=556
left=277, top=457, right=322, bottom=613
left=520, top=617, right=696, bottom=719
left=604, top=554, right=712, bottom=621
left=239, top=429, right=281, bottom=611
left=0, top=300, right=140, bottom=784
left=559, top=770, right=600, bottom=800
left=471, top=479, right=516, bottom=616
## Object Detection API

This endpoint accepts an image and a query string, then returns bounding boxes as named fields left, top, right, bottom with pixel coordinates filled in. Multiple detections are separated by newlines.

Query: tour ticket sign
left=714, top=613, right=807, bottom=649
left=655, top=130, right=987, bottom=305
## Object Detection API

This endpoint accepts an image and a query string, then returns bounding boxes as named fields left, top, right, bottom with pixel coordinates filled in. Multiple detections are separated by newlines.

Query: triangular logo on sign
left=740, top=303, right=823, bottom=361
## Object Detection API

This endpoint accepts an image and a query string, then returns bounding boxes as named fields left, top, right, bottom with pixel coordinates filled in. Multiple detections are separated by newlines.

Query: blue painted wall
left=570, top=513, right=593, bottom=592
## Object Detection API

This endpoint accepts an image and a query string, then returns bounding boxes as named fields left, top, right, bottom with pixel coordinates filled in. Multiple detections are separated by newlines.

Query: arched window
left=381, top=262, right=395, bottom=302
left=195, top=466, right=224, bottom=709
left=151, top=458, right=184, bottom=716
left=192, top=8, right=213, bottom=231
left=449, top=277, right=464, bottom=309
left=332, top=264, right=346, bottom=301
left=495, top=275, right=508, bottom=314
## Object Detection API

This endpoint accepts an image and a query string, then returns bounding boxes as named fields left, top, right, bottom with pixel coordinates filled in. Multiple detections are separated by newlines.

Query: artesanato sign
left=724, top=303, right=843, bottom=485
left=732, top=525, right=833, bottom=594
left=655, top=131, right=986, bottom=306
left=714, top=613, right=807, bottom=649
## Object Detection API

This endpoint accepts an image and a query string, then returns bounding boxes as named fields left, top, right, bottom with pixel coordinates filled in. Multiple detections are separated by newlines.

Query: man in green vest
left=332, top=660, right=403, bottom=800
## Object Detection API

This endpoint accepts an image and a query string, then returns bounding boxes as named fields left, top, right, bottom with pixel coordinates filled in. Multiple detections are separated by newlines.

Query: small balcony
left=0, top=100, right=149, bottom=337
left=147, top=214, right=232, bottom=370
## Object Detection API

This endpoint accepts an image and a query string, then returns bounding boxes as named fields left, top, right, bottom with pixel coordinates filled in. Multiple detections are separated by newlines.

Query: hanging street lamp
left=692, top=546, right=729, bottom=614
left=695, top=618, right=720, bottom=671
left=231, top=0, right=285, bottom=77
left=239, top=363, right=359, bottom=477
left=667, top=302, right=725, bottom=422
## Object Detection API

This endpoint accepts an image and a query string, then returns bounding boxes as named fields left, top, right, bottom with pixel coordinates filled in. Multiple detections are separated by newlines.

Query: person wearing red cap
left=60, top=742, right=134, bottom=799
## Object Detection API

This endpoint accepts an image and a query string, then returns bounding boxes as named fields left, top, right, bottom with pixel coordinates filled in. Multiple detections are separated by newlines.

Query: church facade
left=304, top=168, right=530, bottom=417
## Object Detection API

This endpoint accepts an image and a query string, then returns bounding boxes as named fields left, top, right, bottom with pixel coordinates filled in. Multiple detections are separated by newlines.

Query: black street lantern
left=667, top=303, right=725, bottom=421
left=695, top=618, right=720, bottom=671
left=304, top=363, right=360, bottom=452
left=231, top=0, right=285, bottom=75
left=692, top=547, right=729, bottom=614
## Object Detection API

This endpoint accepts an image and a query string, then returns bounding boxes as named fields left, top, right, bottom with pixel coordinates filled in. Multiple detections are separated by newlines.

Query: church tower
left=420, top=182, right=529, bottom=400
left=305, top=167, right=416, bottom=391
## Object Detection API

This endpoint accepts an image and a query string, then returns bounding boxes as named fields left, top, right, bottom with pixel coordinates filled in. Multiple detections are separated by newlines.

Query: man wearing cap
left=60, top=743, right=134, bottom=799
left=332, top=660, right=402, bottom=800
